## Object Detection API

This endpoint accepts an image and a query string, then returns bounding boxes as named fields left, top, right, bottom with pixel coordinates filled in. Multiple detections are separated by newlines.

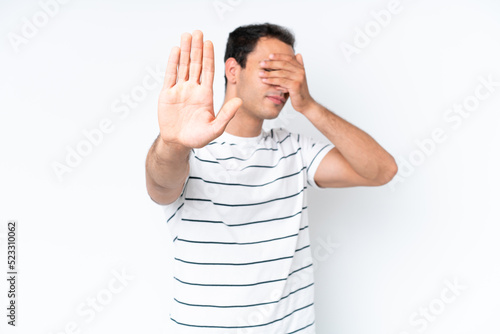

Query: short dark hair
left=223, top=23, right=295, bottom=89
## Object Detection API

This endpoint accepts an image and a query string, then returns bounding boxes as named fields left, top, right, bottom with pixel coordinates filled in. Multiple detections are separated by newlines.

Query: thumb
left=211, top=97, right=243, bottom=135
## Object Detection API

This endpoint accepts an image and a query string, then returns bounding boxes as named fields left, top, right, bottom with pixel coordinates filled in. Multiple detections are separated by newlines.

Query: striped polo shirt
left=161, top=127, right=333, bottom=333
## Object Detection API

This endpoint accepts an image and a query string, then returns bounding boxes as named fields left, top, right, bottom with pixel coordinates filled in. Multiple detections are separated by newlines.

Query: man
left=145, top=23, right=397, bottom=333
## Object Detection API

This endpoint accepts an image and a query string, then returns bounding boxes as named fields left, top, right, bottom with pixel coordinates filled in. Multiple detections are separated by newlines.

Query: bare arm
left=145, top=137, right=191, bottom=205
left=258, top=52, right=397, bottom=188
left=303, top=103, right=398, bottom=187
left=145, top=30, right=242, bottom=205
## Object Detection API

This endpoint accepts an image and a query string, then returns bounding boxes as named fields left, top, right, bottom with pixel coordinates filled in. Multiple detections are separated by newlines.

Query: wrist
left=155, top=137, right=191, bottom=163
left=299, top=100, right=324, bottom=120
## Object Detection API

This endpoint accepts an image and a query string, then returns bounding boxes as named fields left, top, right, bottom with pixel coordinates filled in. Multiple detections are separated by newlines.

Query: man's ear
left=225, top=58, right=240, bottom=85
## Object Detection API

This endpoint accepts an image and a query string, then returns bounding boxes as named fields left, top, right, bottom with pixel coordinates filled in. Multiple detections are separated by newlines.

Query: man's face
left=235, top=37, right=295, bottom=120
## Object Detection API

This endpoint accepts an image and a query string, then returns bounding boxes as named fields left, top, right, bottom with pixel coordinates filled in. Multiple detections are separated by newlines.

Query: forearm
left=303, top=102, right=397, bottom=183
left=145, top=135, right=191, bottom=204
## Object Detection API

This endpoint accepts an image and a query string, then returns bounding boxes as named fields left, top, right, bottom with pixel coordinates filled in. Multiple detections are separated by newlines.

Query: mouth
left=266, top=95, right=286, bottom=105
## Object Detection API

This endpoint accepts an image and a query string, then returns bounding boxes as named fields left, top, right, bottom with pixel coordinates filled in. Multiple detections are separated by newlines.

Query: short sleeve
left=297, top=133, right=334, bottom=189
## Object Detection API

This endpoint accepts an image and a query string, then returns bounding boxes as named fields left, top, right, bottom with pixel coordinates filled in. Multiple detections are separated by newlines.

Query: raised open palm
left=158, top=31, right=242, bottom=149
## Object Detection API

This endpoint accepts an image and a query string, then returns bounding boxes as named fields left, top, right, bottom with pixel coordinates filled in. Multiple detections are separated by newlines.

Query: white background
left=1, top=0, right=499, bottom=333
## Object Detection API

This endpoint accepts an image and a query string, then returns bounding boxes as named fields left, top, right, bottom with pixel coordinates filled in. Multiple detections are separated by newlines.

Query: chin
left=261, top=112, right=281, bottom=120
left=260, top=107, right=283, bottom=120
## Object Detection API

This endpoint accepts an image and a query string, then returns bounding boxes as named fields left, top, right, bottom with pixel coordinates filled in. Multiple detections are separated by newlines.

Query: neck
left=222, top=94, right=263, bottom=138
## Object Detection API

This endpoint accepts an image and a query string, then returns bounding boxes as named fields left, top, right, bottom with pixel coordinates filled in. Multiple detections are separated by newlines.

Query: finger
left=164, top=46, right=180, bottom=88
left=269, top=53, right=296, bottom=62
left=261, top=77, right=293, bottom=88
left=201, top=40, right=215, bottom=88
left=178, top=32, right=192, bottom=82
left=211, top=97, right=242, bottom=135
left=260, top=59, right=296, bottom=72
left=259, top=69, right=294, bottom=79
left=189, top=30, right=204, bottom=83
left=259, top=70, right=300, bottom=88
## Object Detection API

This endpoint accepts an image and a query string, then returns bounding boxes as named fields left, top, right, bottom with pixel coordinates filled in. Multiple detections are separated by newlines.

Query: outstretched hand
left=158, top=30, right=242, bottom=149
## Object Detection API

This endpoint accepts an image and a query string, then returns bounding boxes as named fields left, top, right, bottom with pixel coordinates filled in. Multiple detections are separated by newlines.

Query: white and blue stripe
left=161, top=128, right=333, bottom=333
